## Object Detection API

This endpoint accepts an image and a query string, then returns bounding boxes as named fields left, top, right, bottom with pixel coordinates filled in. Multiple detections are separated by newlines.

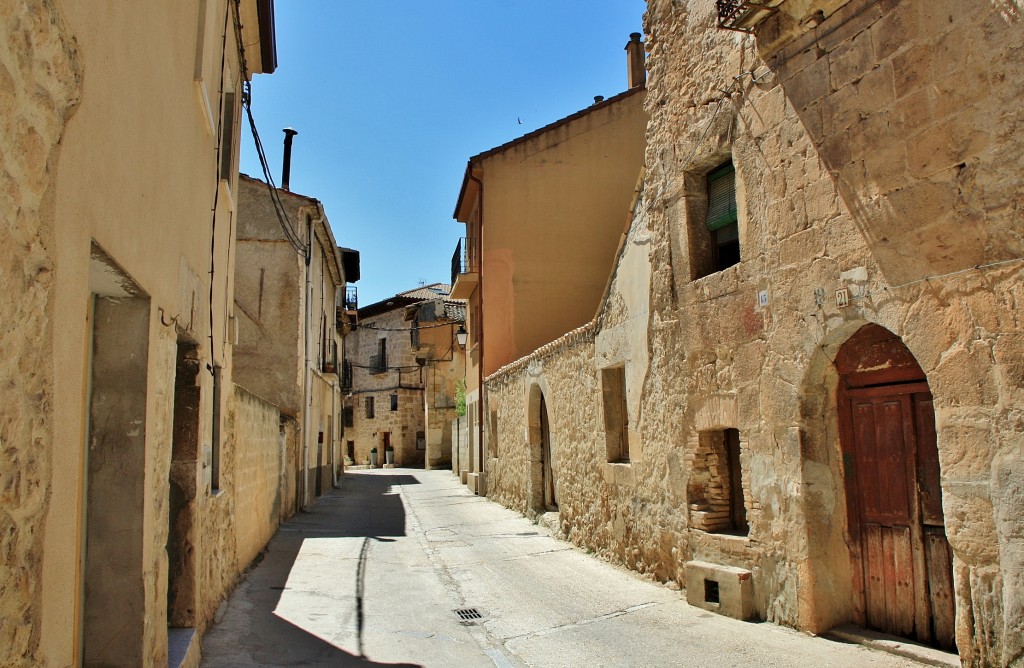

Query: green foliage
left=455, top=378, right=467, bottom=417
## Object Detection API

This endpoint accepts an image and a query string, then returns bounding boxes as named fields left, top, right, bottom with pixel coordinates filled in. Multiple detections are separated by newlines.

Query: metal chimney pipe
left=282, top=127, right=298, bottom=191
left=626, top=32, right=646, bottom=89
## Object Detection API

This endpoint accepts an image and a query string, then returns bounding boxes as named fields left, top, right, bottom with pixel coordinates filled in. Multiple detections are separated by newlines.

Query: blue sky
left=240, top=1, right=647, bottom=306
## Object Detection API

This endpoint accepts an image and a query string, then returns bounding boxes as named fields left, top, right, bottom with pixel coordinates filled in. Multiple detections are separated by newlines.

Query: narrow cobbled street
left=201, top=469, right=927, bottom=667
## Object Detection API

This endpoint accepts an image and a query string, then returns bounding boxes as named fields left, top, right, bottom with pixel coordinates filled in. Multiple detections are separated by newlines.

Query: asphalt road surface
left=200, top=468, right=931, bottom=668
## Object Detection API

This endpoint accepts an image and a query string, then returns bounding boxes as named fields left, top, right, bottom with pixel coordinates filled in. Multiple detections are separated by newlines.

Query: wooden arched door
left=836, top=324, right=955, bottom=650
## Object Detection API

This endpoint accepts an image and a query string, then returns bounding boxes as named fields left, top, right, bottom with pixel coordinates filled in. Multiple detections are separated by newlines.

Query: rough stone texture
left=483, top=1, right=1024, bottom=665
left=0, top=2, right=79, bottom=665
left=230, top=386, right=284, bottom=574
left=345, top=294, right=464, bottom=470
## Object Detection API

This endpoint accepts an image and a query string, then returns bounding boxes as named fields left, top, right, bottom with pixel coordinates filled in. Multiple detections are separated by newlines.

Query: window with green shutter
left=705, top=161, right=740, bottom=271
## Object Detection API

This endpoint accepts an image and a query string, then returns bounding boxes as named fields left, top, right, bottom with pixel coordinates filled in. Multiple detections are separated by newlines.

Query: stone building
left=344, top=285, right=466, bottom=469
left=451, top=34, right=648, bottom=494
left=234, top=173, right=358, bottom=509
left=476, top=1, right=1024, bottom=666
left=0, top=2, right=293, bottom=666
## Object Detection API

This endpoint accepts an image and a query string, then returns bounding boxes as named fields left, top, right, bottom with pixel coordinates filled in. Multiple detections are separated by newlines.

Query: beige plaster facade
left=234, top=173, right=350, bottom=508
left=452, top=42, right=649, bottom=494
left=345, top=286, right=465, bottom=470
left=0, top=2, right=286, bottom=666
left=480, top=1, right=1024, bottom=666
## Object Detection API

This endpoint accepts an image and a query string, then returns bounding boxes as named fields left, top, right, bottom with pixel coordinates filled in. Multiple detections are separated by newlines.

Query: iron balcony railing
left=450, top=236, right=478, bottom=287
left=344, top=285, right=358, bottom=310
left=321, top=340, right=338, bottom=374
left=339, top=360, right=353, bottom=391
left=716, top=0, right=776, bottom=32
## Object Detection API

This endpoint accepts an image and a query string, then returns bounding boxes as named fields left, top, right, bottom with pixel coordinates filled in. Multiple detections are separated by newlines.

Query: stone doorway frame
left=526, top=379, right=556, bottom=516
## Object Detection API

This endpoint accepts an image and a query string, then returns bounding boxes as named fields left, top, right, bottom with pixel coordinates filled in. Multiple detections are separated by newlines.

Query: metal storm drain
left=454, top=607, right=484, bottom=623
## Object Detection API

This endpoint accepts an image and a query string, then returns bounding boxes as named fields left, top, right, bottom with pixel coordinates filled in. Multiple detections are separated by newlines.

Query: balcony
left=450, top=237, right=479, bottom=300
left=337, top=286, right=359, bottom=333
left=339, top=360, right=352, bottom=391
left=716, top=0, right=777, bottom=33
left=321, top=340, right=338, bottom=376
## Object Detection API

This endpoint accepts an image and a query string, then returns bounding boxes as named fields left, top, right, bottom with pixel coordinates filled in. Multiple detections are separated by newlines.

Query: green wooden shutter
left=706, top=162, right=737, bottom=232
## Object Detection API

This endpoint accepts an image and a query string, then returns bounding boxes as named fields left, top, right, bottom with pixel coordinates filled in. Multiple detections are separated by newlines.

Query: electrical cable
left=230, top=0, right=308, bottom=257
left=357, top=320, right=462, bottom=332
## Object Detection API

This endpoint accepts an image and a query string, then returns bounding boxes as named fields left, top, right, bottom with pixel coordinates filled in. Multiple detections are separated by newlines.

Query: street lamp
left=456, top=325, right=468, bottom=347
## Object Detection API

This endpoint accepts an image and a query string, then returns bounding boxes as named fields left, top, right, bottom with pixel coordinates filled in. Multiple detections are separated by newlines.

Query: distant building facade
left=235, top=173, right=358, bottom=510
left=345, top=285, right=465, bottom=469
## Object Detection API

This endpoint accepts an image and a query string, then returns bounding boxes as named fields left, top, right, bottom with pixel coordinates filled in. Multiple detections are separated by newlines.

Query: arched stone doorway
left=527, top=383, right=558, bottom=514
left=835, top=324, right=955, bottom=650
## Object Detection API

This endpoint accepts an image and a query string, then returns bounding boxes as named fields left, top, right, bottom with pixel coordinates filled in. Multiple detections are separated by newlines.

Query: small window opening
left=705, top=161, right=740, bottom=273
left=390, top=393, right=398, bottom=411
left=688, top=428, right=748, bottom=535
left=601, top=366, right=630, bottom=463
left=704, top=579, right=720, bottom=604
left=365, top=396, right=375, bottom=419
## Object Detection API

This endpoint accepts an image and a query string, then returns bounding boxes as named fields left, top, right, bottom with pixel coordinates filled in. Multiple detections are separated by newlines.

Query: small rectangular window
left=705, top=162, right=740, bottom=272
left=689, top=428, right=748, bottom=535
left=343, top=406, right=354, bottom=428
left=219, top=91, right=237, bottom=181
left=365, top=396, right=375, bottom=419
left=390, top=393, right=398, bottom=411
left=601, top=366, right=630, bottom=463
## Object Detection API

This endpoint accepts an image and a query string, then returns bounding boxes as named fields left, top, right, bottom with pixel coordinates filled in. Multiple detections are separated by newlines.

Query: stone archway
left=834, top=324, right=955, bottom=650
left=526, top=382, right=557, bottom=515
left=797, top=322, right=955, bottom=647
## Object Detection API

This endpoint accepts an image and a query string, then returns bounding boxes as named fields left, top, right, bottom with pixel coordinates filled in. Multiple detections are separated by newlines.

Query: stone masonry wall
left=230, top=385, right=284, bottom=574
left=640, top=0, right=1023, bottom=663
left=485, top=1, right=1023, bottom=664
left=348, top=307, right=427, bottom=466
left=0, top=2, right=79, bottom=665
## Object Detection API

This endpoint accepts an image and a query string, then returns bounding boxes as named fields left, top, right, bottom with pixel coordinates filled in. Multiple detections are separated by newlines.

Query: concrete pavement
left=200, top=468, right=929, bottom=667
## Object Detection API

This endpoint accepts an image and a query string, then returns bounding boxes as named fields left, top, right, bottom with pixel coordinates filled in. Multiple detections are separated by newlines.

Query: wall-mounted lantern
left=456, top=325, right=468, bottom=348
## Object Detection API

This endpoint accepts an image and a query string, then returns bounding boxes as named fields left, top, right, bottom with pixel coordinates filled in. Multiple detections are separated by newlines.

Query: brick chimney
left=626, top=32, right=646, bottom=89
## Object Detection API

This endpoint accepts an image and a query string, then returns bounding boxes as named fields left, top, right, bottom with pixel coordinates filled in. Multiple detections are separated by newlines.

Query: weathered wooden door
left=540, top=395, right=557, bottom=510
left=837, top=325, right=955, bottom=650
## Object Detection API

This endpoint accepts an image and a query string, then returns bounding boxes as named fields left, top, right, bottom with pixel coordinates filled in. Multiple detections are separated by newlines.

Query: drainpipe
left=301, top=218, right=313, bottom=509
left=471, top=173, right=486, bottom=487
left=331, top=378, right=339, bottom=488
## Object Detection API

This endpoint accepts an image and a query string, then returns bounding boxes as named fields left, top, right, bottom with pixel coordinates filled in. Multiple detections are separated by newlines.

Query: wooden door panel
left=914, top=395, right=944, bottom=526
left=864, top=524, right=887, bottom=630
left=874, top=398, right=912, bottom=524
left=891, top=525, right=916, bottom=637
left=925, top=527, right=957, bottom=650
left=853, top=401, right=880, bottom=519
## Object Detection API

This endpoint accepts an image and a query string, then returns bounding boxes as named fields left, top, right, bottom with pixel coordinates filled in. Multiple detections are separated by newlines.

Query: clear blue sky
left=240, top=1, right=647, bottom=306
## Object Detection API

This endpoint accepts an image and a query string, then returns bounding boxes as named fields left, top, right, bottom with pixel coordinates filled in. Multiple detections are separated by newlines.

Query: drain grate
left=455, top=607, right=484, bottom=622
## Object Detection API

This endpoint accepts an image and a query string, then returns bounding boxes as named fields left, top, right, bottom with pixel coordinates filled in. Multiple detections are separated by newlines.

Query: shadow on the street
left=201, top=471, right=422, bottom=667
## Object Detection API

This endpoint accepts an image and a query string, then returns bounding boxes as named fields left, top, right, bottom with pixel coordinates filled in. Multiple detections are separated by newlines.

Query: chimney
left=281, top=127, right=298, bottom=191
left=626, top=32, right=646, bottom=89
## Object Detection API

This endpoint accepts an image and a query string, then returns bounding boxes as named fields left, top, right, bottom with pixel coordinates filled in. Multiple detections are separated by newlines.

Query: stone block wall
left=483, top=1, right=1024, bottom=664
left=0, top=3, right=79, bottom=665
left=230, top=385, right=284, bottom=573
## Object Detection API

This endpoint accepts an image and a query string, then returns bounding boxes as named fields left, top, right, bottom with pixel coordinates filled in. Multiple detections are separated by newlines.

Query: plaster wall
left=478, top=91, right=648, bottom=375
left=1, top=1, right=273, bottom=664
